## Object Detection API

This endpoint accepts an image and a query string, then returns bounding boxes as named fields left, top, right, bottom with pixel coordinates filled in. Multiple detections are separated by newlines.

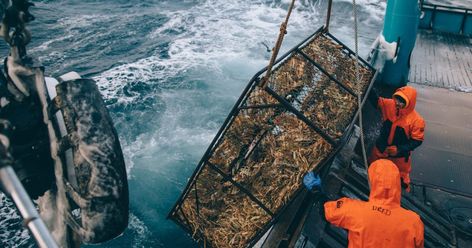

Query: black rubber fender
left=53, top=78, right=129, bottom=243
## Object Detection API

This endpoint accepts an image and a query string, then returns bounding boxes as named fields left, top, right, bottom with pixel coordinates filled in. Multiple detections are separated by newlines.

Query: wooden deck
left=409, top=29, right=472, bottom=91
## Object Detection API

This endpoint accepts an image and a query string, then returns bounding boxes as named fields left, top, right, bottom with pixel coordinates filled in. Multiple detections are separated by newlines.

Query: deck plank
left=450, top=33, right=466, bottom=87
left=409, top=30, right=472, bottom=91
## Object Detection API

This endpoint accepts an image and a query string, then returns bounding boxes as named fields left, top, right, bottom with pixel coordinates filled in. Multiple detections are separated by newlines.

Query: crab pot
left=169, top=28, right=376, bottom=248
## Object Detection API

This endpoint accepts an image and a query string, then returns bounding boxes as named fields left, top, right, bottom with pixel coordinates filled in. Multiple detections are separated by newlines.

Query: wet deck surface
left=409, top=30, right=472, bottom=91
left=411, top=83, right=472, bottom=195
left=263, top=86, right=472, bottom=248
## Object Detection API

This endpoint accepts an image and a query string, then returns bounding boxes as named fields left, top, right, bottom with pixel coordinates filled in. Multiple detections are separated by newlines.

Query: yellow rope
left=260, top=0, right=297, bottom=89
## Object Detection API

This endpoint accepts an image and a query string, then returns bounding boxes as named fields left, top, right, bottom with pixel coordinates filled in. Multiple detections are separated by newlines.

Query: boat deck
left=409, top=29, right=472, bottom=91
left=411, top=83, right=472, bottom=195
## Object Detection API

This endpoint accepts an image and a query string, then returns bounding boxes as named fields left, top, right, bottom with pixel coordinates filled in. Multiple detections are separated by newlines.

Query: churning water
left=2, top=0, right=462, bottom=247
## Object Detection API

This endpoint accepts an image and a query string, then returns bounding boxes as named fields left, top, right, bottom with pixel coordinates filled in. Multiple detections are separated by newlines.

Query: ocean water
left=0, top=0, right=463, bottom=247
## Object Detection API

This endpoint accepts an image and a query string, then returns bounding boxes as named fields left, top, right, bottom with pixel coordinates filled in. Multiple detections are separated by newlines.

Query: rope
left=352, top=0, right=370, bottom=188
left=260, top=0, right=297, bottom=88
left=325, top=0, right=333, bottom=31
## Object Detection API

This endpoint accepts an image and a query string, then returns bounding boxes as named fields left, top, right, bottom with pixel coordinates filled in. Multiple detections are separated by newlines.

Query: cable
left=352, top=0, right=370, bottom=189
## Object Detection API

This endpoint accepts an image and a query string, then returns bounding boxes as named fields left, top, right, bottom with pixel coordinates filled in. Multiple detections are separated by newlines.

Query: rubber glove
left=386, top=146, right=398, bottom=156
left=303, top=171, right=321, bottom=191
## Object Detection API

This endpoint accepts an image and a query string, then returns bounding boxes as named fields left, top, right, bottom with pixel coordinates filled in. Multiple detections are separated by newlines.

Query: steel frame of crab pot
left=168, top=26, right=378, bottom=248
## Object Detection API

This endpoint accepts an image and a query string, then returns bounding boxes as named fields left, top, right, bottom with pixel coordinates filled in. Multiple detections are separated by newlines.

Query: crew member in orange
left=303, top=159, right=424, bottom=248
left=368, top=86, right=425, bottom=191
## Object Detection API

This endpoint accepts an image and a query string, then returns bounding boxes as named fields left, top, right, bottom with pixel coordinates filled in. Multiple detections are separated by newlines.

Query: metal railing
left=420, top=1, right=472, bottom=36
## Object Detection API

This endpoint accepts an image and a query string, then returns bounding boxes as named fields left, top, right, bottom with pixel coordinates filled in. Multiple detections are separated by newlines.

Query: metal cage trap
left=168, top=27, right=377, bottom=248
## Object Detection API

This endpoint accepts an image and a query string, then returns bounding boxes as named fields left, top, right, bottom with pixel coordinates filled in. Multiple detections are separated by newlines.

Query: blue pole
left=379, top=0, right=420, bottom=87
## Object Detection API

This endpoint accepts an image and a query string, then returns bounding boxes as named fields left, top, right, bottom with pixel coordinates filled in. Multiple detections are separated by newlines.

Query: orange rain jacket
left=369, top=86, right=425, bottom=187
left=324, top=159, right=424, bottom=248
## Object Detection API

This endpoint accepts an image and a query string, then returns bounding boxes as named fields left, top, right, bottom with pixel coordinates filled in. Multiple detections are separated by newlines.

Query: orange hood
left=393, top=86, right=417, bottom=116
left=368, top=159, right=401, bottom=207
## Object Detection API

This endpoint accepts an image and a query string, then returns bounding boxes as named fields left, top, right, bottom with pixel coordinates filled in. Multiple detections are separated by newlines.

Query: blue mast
left=379, top=0, right=421, bottom=87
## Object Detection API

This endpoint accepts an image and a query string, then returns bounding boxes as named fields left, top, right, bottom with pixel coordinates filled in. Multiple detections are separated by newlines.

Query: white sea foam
left=116, top=89, right=218, bottom=179
left=0, top=1, right=387, bottom=246
left=95, top=0, right=326, bottom=96
left=337, top=0, right=386, bottom=21
left=128, top=214, right=157, bottom=248
left=0, top=193, right=33, bottom=248
left=94, top=0, right=326, bottom=178
left=93, top=0, right=385, bottom=179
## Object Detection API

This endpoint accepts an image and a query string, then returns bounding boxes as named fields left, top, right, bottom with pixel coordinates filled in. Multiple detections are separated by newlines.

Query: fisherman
left=303, top=159, right=425, bottom=248
left=368, top=86, right=425, bottom=191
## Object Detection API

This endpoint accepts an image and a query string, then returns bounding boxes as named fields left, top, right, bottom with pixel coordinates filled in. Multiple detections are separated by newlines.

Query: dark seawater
left=9, top=0, right=462, bottom=247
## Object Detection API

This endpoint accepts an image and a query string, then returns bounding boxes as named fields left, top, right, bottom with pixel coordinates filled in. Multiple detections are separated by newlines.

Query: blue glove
left=303, top=171, right=321, bottom=191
